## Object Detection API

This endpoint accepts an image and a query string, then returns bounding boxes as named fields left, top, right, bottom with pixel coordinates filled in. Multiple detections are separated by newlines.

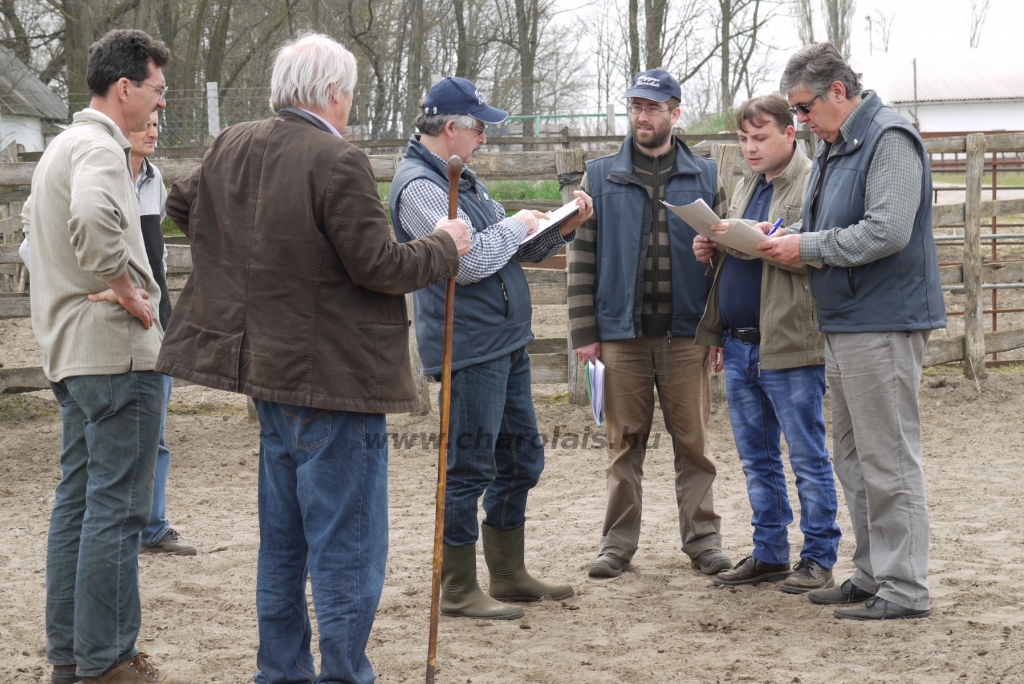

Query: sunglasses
left=788, top=93, right=822, bottom=116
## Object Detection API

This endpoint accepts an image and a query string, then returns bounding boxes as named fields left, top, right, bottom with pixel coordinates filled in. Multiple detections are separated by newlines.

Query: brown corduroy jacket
left=156, top=111, right=460, bottom=413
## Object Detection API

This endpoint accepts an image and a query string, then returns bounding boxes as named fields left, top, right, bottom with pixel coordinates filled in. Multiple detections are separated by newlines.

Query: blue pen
left=766, top=217, right=784, bottom=237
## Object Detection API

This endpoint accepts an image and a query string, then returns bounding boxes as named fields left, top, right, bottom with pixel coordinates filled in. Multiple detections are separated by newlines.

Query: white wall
left=0, top=115, right=44, bottom=152
left=890, top=100, right=1024, bottom=133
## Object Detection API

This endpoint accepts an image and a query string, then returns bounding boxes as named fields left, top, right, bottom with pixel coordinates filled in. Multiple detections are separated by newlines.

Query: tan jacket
left=695, top=146, right=824, bottom=369
left=156, top=111, right=460, bottom=413
left=25, top=109, right=162, bottom=381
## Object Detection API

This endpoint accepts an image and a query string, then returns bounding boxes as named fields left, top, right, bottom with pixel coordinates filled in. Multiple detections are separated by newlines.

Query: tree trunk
left=628, top=0, right=640, bottom=76
left=643, top=0, right=667, bottom=69
left=720, top=0, right=732, bottom=113
left=62, top=0, right=95, bottom=117
left=206, top=0, right=234, bottom=85
left=514, top=0, right=537, bottom=141
left=404, top=0, right=424, bottom=133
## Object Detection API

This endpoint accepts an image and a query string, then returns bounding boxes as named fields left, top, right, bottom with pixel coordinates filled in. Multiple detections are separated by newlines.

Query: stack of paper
left=519, top=200, right=580, bottom=246
left=585, top=359, right=605, bottom=426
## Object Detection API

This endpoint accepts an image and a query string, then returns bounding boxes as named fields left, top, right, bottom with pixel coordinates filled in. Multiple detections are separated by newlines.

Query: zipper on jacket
left=500, top=280, right=509, bottom=317
left=667, top=330, right=672, bottom=347
left=652, top=157, right=661, bottom=333
left=847, top=267, right=856, bottom=296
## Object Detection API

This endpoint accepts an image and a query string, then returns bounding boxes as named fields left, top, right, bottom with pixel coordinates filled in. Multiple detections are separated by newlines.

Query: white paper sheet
left=586, top=359, right=605, bottom=426
left=519, top=201, right=579, bottom=246
left=661, top=198, right=820, bottom=271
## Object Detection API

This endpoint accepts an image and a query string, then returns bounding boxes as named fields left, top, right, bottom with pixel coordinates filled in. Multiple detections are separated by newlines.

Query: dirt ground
left=3, top=311, right=1024, bottom=683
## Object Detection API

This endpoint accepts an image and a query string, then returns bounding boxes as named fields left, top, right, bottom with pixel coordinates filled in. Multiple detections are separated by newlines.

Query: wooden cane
left=426, top=154, right=462, bottom=684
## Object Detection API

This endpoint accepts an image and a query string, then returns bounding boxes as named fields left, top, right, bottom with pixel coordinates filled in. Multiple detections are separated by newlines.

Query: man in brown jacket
left=156, top=34, right=468, bottom=684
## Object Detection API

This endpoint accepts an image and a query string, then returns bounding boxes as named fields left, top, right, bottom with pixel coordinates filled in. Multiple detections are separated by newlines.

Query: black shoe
left=834, top=596, right=931, bottom=620
left=691, top=549, right=733, bottom=575
left=780, top=558, right=834, bottom=594
left=713, top=555, right=790, bottom=586
left=52, top=665, right=81, bottom=684
left=588, top=553, right=630, bottom=578
left=807, top=578, right=874, bottom=605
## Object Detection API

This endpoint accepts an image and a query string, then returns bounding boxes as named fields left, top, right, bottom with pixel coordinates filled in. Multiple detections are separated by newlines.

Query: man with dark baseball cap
left=390, top=77, right=593, bottom=620
left=569, top=68, right=734, bottom=580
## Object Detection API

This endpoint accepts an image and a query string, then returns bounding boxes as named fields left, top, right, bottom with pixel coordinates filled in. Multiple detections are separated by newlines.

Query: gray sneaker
left=141, top=529, right=197, bottom=556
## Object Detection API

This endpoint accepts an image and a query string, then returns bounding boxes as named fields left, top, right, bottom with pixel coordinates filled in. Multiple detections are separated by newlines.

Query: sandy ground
left=3, top=308, right=1024, bottom=684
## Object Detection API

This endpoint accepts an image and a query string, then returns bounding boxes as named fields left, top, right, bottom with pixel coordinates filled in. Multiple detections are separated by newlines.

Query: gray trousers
left=825, top=331, right=931, bottom=611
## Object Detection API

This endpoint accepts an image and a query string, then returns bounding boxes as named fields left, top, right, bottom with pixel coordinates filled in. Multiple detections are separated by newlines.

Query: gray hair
left=415, top=99, right=478, bottom=136
left=269, top=33, right=358, bottom=113
left=780, top=42, right=861, bottom=99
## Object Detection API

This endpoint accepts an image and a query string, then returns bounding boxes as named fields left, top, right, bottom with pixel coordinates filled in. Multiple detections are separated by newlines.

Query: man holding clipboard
left=693, top=95, right=841, bottom=594
left=390, top=77, right=592, bottom=620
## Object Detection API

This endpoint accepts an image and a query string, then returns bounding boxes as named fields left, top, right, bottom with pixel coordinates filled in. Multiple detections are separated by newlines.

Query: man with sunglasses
left=758, top=42, right=945, bottom=620
left=569, top=69, right=733, bottom=580
left=390, top=77, right=593, bottom=620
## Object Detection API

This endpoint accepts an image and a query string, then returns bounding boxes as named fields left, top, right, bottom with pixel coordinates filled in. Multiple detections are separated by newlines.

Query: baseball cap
left=423, top=77, right=508, bottom=124
left=624, top=69, right=681, bottom=102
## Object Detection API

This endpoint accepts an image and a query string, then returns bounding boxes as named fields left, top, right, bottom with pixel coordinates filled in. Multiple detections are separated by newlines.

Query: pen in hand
left=766, top=217, right=784, bottom=237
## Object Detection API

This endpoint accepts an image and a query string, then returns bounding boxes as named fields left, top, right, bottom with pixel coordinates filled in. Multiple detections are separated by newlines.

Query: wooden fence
left=3, top=131, right=1024, bottom=402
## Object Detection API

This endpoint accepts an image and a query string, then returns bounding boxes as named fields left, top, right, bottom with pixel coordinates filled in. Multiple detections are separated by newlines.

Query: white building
left=0, top=44, right=67, bottom=153
left=866, top=58, right=1024, bottom=134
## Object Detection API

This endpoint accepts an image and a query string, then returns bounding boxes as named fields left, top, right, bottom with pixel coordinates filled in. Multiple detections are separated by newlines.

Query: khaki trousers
left=825, top=331, right=931, bottom=611
left=598, top=336, right=722, bottom=561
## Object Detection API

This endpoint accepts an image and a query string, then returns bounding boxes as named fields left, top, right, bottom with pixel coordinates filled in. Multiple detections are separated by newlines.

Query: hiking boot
left=780, top=558, right=833, bottom=594
left=807, top=578, right=874, bottom=605
left=141, top=529, right=196, bottom=556
left=690, top=549, right=733, bottom=575
left=834, top=596, right=931, bottom=621
left=52, top=664, right=81, bottom=684
left=83, top=653, right=194, bottom=684
left=481, top=525, right=574, bottom=601
left=713, top=555, right=791, bottom=587
left=588, top=553, right=630, bottom=578
left=440, top=543, right=523, bottom=620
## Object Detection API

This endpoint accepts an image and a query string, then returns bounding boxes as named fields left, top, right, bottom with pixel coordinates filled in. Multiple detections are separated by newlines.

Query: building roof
left=0, top=44, right=67, bottom=122
left=882, top=60, right=1024, bottom=104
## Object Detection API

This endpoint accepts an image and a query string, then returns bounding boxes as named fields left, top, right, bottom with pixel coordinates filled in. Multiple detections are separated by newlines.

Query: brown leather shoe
left=779, top=558, right=834, bottom=594
left=141, top=529, right=196, bottom=556
left=834, top=596, right=931, bottom=620
left=807, top=578, right=874, bottom=605
left=83, top=653, right=194, bottom=684
left=713, top=555, right=791, bottom=586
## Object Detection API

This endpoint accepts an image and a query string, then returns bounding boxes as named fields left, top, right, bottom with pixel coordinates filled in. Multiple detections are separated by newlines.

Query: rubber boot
left=440, top=543, right=524, bottom=620
left=482, top=524, right=575, bottom=602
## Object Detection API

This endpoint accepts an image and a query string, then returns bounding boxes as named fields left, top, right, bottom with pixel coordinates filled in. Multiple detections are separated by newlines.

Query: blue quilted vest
left=803, top=93, right=946, bottom=332
left=390, top=136, right=533, bottom=375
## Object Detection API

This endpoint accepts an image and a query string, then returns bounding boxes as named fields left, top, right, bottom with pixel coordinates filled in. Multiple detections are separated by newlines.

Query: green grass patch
left=162, top=215, right=183, bottom=237
left=932, top=172, right=1024, bottom=187
left=684, top=110, right=737, bottom=136
left=378, top=179, right=559, bottom=203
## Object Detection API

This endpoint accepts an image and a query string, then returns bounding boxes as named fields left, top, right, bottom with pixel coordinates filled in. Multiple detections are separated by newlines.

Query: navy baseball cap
left=423, top=77, right=508, bottom=124
left=624, top=69, right=681, bottom=102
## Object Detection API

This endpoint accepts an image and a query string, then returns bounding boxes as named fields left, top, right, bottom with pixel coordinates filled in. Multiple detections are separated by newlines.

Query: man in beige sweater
left=26, top=29, right=192, bottom=684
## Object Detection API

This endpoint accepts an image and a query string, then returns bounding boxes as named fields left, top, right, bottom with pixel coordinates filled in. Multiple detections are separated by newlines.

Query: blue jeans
left=46, top=371, right=164, bottom=677
left=722, top=330, right=841, bottom=568
left=142, top=375, right=174, bottom=546
left=443, top=347, right=544, bottom=547
left=253, top=400, right=388, bottom=684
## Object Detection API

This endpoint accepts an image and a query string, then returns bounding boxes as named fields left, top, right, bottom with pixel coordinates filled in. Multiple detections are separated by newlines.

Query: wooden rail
left=4, top=131, right=1024, bottom=397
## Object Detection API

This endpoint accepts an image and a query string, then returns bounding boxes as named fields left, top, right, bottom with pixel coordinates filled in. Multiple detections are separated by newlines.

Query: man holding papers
left=568, top=69, right=733, bottom=579
left=390, top=76, right=592, bottom=620
left=757, top=43, right=944, bottom=621
left=693, top=95, right=841, bottom=594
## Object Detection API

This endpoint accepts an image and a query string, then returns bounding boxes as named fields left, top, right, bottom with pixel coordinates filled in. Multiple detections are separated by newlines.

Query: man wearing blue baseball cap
left=568, top=69, right=734, bottom=579
left=390, top=77, right=594, bottom=619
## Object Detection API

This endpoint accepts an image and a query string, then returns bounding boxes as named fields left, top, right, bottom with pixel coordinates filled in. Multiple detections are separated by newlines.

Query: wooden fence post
left=556, top=147, right=588, bottom=406
left=406, top=292, right=432, bottom=414
left=963, top=132, right=986, bottom=380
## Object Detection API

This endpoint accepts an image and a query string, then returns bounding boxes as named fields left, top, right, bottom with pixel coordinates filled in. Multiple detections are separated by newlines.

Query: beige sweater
left=25, top=109, right=163, bottom=382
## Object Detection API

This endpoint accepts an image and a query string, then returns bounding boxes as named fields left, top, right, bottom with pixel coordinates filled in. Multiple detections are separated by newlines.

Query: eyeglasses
left=463, top=123, right=486, bottom=135
left=629, top=103, right=672, bottom=117
left=134, top=81, right=168, bottom=101
left=788, top=93, right=822, bottom=116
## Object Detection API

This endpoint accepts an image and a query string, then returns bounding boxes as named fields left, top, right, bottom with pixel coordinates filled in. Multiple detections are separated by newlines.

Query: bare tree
left=793, top=0, right=814, bottom=45
left=969, top=0, right=989, bottom=49
left=872, top=9, right=893, bottom=52
left=719, top=0, right=779, bottom=112
left=821, top=0, right=855, bottom=59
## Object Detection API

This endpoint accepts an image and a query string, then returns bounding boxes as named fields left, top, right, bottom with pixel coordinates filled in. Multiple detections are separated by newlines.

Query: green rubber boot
left=482, top=524, right=575, bottom=602
left=440, top=543, right=524, bottom=620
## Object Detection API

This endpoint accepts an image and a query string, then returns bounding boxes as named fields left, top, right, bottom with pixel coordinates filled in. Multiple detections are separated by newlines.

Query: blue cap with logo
left=624, top=69, right=681, bottom=102
left=423, top=77, right=508, bottom=124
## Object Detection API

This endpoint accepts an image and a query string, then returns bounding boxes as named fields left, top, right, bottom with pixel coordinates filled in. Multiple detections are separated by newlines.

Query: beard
left=633, top=117, right=673, bottom=150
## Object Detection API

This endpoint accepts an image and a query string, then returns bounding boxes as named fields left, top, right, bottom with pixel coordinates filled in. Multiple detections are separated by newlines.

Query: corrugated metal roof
left=884, top=61, right=1024, bottom=104
left=0, top=44, right=67, bottom=122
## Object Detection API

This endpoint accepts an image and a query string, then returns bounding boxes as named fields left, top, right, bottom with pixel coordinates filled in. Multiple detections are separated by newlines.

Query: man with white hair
left=156, top=34, right=470, bottom=682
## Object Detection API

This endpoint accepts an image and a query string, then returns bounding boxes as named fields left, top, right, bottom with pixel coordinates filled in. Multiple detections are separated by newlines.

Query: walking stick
left=426, top=154, right=462, bottom=684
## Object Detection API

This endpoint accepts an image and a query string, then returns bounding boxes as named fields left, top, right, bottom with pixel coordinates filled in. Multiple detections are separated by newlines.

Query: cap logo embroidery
left=635, top=75, right=661, bottom=88
left=474, top=88, right=484, bottom=105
